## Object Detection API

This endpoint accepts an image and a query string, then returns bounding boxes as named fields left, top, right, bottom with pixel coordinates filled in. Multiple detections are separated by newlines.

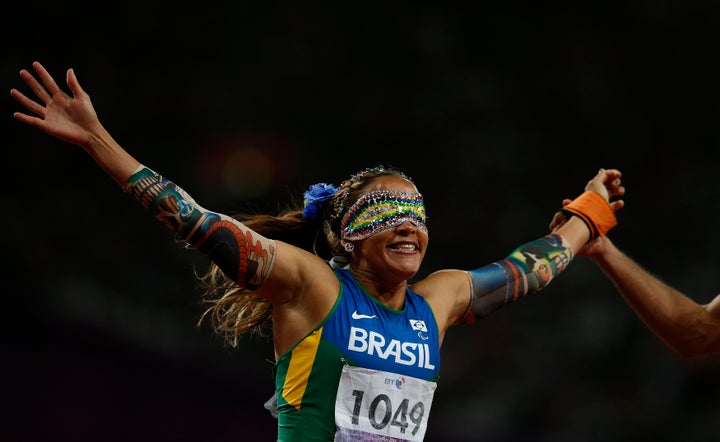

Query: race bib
left=334, top=364, right=437, bottom=441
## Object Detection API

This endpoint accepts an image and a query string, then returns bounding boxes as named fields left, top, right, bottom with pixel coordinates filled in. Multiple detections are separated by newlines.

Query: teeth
left=394, top=244, right=416, bottom=250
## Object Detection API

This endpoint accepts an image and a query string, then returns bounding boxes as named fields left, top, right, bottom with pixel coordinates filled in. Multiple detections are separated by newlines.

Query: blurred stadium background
left=3, top=2, right=720, bottom=441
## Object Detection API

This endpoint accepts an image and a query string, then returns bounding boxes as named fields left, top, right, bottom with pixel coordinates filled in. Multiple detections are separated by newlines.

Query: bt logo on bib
left=384, top=377, right=406, bottom=389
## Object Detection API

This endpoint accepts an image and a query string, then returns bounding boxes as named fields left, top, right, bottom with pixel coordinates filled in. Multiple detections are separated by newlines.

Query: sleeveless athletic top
left=272, top=267, right=441, bottom=441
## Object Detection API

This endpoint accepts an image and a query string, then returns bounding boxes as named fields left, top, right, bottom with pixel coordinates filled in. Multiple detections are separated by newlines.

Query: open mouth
left=389, top=243, right=418, bottom=252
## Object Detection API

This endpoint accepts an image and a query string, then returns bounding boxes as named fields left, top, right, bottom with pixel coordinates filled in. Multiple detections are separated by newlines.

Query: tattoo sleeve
left=124, top=166, right=276, bottom=290
left=466, top=234, right=573, bottom=319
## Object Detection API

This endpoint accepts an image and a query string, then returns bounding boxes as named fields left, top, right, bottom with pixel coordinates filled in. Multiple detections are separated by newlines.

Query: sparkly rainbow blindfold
left=340, top=190, right=427, bottom=241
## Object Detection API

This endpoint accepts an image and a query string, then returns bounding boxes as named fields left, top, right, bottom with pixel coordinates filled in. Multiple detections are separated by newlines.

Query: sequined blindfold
left=340, top=190, right=427, bottom=241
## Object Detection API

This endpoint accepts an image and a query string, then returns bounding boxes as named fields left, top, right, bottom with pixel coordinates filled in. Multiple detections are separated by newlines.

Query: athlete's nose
left=395, top=221, right=418, bottom=233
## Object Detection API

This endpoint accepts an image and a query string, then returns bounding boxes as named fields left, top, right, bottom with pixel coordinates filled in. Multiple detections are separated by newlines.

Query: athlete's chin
left=389, top=259, right=422, bottom=279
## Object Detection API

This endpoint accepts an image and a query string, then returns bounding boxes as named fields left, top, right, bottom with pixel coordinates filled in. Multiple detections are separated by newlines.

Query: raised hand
left=549, top=168, right=625, bottom=233
left=584, top=168, right=625, bottom=210
left=10, top=61, right=100, bottom=148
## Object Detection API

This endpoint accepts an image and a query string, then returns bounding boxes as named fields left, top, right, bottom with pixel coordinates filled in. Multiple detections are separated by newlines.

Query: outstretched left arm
left=462, top=168, right=625, bottom=323
left=466, top=233, right=572, bottom=319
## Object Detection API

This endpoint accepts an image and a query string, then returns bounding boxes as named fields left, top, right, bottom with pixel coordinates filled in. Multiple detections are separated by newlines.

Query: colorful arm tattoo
left=466, top=234, right=573, bottom=319
left=124, top=166, right=276, bottom=290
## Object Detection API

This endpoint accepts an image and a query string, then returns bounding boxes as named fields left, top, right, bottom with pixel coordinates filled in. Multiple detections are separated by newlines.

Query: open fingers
left=32, top=61, right=64, bottom=98
left=12, top=110, right=44, bottom=129
left=66, top=68, right=85, bottom=97
left=10, top=88, right=45, bottom=118
left=19, top=68, right=51, bottom=104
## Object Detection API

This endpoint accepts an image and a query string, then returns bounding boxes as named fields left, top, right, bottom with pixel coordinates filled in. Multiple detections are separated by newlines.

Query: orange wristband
left=561, top=191, right=616, bottom=240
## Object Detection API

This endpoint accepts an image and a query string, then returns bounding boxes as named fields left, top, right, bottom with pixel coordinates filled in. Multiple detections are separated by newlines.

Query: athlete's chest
left=322, top=285, right=440, bottom=379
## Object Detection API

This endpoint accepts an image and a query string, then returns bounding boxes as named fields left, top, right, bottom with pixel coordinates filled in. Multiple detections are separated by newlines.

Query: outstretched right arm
left=124, top=166, right=276, bottom=289
left=11, top=61, right=276, bottom=293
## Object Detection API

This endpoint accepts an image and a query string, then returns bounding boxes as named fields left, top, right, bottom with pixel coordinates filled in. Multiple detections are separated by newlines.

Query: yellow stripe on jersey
left=282, top=327, right=322, bottom=409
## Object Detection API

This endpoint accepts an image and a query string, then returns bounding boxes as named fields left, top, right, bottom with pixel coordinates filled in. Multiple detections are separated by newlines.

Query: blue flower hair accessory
left=302, top=182, right=338, bottom=221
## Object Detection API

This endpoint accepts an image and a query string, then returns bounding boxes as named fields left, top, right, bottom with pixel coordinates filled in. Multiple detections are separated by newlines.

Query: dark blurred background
left=3, top=2, right=720, bottom=441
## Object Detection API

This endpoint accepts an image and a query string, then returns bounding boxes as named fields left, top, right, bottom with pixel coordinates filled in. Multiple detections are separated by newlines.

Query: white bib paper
left=334, top=364, right=437, bottom=441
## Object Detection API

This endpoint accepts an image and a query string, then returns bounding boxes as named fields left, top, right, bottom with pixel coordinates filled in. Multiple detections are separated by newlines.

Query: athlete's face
left=348, top=176, right=429, bottom=283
